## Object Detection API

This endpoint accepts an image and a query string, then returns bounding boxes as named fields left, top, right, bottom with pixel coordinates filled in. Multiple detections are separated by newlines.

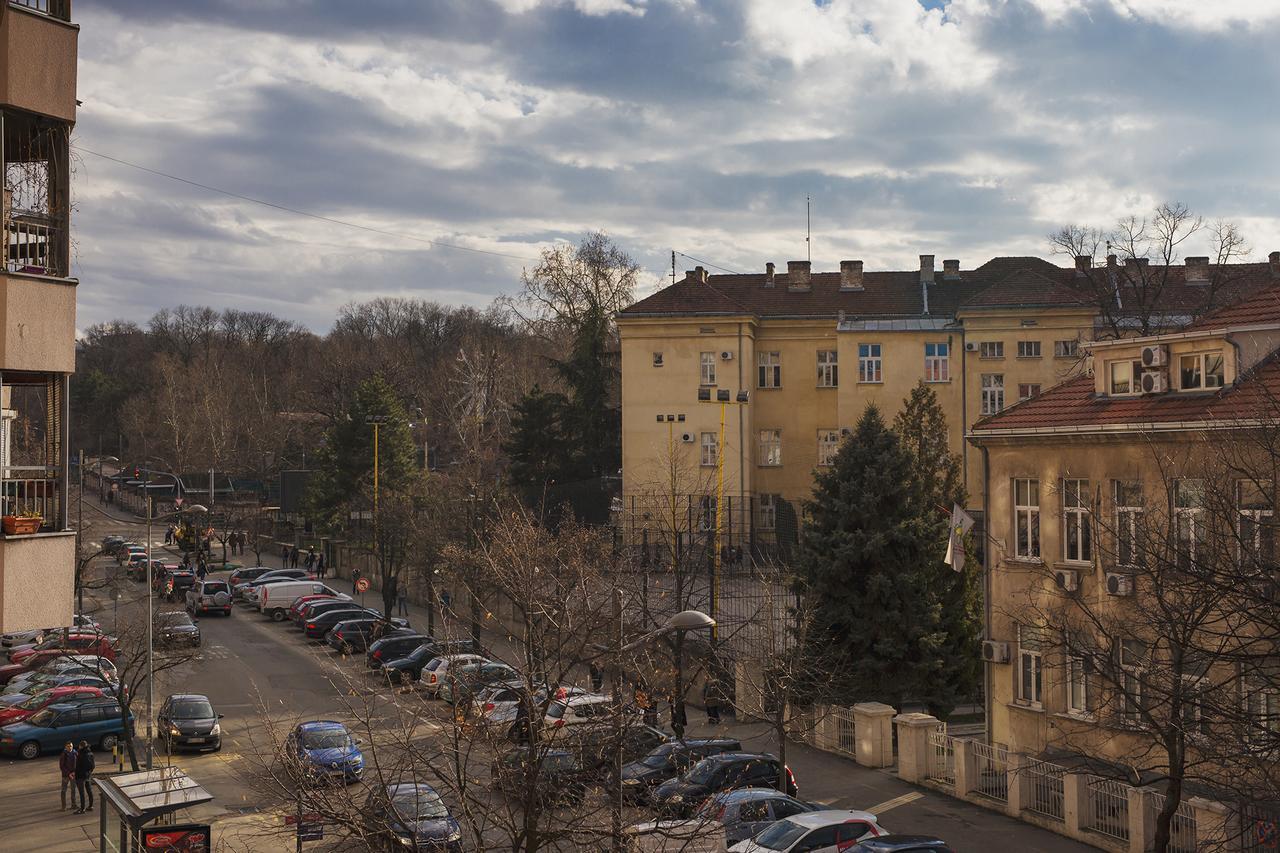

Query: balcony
left=1, top=2, right=78, bottom=123
left=9, top=1, right=70, bottom=21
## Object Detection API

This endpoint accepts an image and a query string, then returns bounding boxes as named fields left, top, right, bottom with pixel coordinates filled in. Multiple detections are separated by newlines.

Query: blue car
left=285, top=720, right=364, bottom=783
left=363, top=782, right=463, bottom=851
left=0, top=698, right=132, bottom=760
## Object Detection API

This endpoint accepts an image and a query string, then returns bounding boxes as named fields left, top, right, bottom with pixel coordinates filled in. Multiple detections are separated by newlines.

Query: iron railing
left=8, top=0, right=71, bottom=21
left=4, top=211, right=60, bottom=275
left=969, top=740, right=1008, bottom=802
left=1021, top=757, right=1066, bottom=821
left=1086, top=777, right=1130, bottom=842
left=926, top=729, right=955, bottom=787
left=1144, top=792, right=1196, bottom=853
left=0, top=468, right=60, bottom=527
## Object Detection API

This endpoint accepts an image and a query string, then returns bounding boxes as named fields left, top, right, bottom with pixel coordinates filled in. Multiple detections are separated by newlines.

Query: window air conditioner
left=964, top=342, right=980, bottom=352
left=1141, top=344, right=1168, bottom=368
left=1105, top=572, right=1134, bottom=596
left=1140, top=371, right=1167, bottom=394
left=681, top=432, right=695, bottom=443
left=981, top=640, right=1010, bottom=663
left=1054, top=569, right=1080, bottom=592
left=720, top=351, right=734, bottom=361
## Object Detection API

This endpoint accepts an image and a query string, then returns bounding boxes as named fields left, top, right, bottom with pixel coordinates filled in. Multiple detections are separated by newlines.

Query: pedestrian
left=589, top=661, right=604, bottom=693
left=59, top=741, right=77, bottom=810
left=282, top=544, right=290, bottom=564
left=305, top=549, right=315, bottom=570
left=703, top=678, right=721, bottom=725
left=290, top=547, right=300, bottom=568
left=352, top=568, right=362, bottom=596
left=316, top=553, right=326, bottom=579
left=163, top=525, right=171, bottom=546
left=73, top=740, right=95, bottom=813
left=396, top=581, right=409, bottom=617
left=671, top=695, right=688, bottom=739
left=196, top=560, right=207, bottom=582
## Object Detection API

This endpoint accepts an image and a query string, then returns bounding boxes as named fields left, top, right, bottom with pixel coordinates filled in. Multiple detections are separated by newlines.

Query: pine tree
left=555, top=302, right=621, bottom=482
left=503, top=385, right=572, bottom=509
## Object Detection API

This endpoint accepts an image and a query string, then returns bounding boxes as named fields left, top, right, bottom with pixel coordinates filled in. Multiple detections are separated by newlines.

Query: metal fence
left=1021, top=757, right=1066, bottom=821
left=1144, top=792, right=1196, bottom=853
left=968, top=740, right=1008, bottom=802
left=812, top=706, right=858, bottom=758
left=0, top=469, right=60, bottom=524
left=1085, top=777, right=1130, bottom=843
left=926, top=730, right=955, bottom=787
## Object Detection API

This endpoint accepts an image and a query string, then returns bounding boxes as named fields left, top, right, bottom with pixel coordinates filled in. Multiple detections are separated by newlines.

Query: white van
left=258, top=582, right=349, bottom=621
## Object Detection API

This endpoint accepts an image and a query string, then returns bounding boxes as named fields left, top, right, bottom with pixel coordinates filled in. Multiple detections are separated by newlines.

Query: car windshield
left=751, top=820, right=809, bottom=851
left=640, top=744, right=676, bottom=769
left=302, top=730, right=350, bottom=750
left=202, top=583, right=229, bottom=594
left=391, top=787, right=449, bottom=821
left=407, top=645, right=435, bottom=661
left=170, top=699, right=214, bottom=719
left=159, top=613, right=191, bottom=626
left=18, top=691, right=54, bottom=710
left=27, top=707, right=57, bottom=727
left=684, top=758, right=718, bottom=784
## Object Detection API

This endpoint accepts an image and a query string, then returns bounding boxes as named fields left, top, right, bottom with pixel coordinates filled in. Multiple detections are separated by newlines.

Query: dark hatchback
left=363, top=782, right=463, bottom=852
left=620, top=737, right=743, bottom=803
left=381, top=639, right=484, bottom=685
left=157, top=611, right=201, bottom=648
left=158, top=693, right=222, bottom=753
left=651, top=752, right=797, bottom=817
left=569, top=722, right=670, bottom=779
left=325, top=618, right=411, bottom=654
left=492, top=746, right=593, bottom=807
left=302, top=608, right=374, bottom=640
left=295, top=599, right=371, bottom=630
left=366, top=634, right=431, bottom=669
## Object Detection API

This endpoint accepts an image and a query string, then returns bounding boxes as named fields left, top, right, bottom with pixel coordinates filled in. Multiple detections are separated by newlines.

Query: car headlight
left=667, top=793, right=683, bottom=803
left=210, top=723, right=220, bottom=735
left=396, top=836, right=416, bottom=848
left=622, top=778, right=640, bottom=785
left=168, top=724, right=182, bottom=736
left=445, top=830, right=462, bottom=842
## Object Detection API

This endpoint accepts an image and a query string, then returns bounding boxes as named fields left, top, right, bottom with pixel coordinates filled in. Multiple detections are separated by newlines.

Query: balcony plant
left=3, top=507, right=44, bottom=536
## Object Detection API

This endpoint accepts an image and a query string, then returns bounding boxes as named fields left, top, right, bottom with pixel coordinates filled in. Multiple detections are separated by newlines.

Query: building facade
left=0, top=0, right=78, bottom=631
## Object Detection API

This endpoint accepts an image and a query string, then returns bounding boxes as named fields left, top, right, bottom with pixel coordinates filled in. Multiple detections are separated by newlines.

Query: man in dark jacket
left=73, top=740, right=95, bottom=813
left=58, top=741, right=77, bottom=810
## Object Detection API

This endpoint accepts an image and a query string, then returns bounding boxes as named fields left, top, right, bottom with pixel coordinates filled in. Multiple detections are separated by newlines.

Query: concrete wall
left=0, top=4, right=79, bottom=122
left=0, top=272, right=77, bottom=372
left=0, top=530, right=74, bottom=633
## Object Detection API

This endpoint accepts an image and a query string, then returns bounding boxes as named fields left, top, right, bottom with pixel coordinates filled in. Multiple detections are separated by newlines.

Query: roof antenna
left=806, top=195, right=812, bottom=263
left=671, top=250, right=676, bottom=287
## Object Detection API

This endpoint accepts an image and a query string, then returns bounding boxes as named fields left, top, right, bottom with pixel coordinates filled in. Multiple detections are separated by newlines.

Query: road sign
left=284, top=812, right=324, bottom=842
left=355, top=577, right=370, bottom=593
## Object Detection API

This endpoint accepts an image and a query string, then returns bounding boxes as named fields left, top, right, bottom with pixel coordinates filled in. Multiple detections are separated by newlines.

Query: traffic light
left=133, top=468, right=141, bottom=480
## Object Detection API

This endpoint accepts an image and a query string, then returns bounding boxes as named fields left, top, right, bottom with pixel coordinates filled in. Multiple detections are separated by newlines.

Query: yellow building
left=0, top=0, right=79, bottom=631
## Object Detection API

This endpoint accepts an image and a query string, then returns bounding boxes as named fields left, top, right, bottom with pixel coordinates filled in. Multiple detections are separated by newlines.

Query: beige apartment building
left=0, top=0, right=78, bottom=631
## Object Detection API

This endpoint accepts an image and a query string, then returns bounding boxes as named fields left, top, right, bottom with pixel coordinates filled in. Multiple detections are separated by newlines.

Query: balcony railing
left=8, top=0, right=71, bottom=22
left=0, top=373, right=68, bottom=532
left=2, top=111, right=71, bottom=279
left=4, top=211, right=61, bottom=276
left=0, top=466, right=61, bottom=528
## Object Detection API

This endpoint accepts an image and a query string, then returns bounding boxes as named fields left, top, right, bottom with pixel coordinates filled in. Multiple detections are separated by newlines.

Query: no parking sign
left=355, top=576, right=370, bottom=593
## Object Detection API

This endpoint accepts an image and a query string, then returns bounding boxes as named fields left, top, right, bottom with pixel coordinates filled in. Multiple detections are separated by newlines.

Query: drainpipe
left=737, top=321, right=745, bottom=515
left=1226, top=333, right=1244, bottom=379
left=981, top=443, right=992, bottom=742
left=959, top=332, right=968, bottom=495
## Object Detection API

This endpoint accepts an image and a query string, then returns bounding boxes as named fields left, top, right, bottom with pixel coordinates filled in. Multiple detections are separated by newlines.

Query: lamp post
left=695, top=388, right=749, bottom=646
left=144, top=499, right=208, bottom=770
left=88, top=454, right=119, bottom=502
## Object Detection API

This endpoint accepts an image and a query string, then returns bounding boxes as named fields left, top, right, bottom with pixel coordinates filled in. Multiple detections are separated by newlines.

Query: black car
left=850, top=837, right=954, bottom=853
left=157, top=611, right=201, bottom=648
left=227, top=566, right=273, bottom=586
left=363, top=782, right=463, bottom=852
left=381, top=639, right=484, bottom=685
left=325, top=618, right=412, bottom=654
left=163, top=570, right=196, bottom=603
left=303, top=607, right=375, bottom=640
left=651, top=752, right=796, bottom=816
left=620, top=737, right=743, bottom=803
left=567, top=722, right=671, bottom=780
left=492, top=746, right=592, bottom=806
left=157, top=693, right=222, bottom=753
left=295, top=598, right=370, bottom=629
left=366, top=634, right=432, bottom=669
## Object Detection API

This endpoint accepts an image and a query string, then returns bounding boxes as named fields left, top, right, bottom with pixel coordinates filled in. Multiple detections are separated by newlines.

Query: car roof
left=785, top=809, right=880, bottom=827
left=560, top=693, right=610, bottom=706
left=166, top=693, right=210, bottom=701
left=705, top=751, right=778, bottom=763
left=852, top=837, right=949, bottom=851
left=672, top=737, right=741, bottom=748
left=298, top=720, right=348, bottom=732
left=720, top=787, right=795, bottom=802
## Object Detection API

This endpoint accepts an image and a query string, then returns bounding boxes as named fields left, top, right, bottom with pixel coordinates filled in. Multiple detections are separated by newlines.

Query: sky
left=71, top=0, right=1280, bottom=331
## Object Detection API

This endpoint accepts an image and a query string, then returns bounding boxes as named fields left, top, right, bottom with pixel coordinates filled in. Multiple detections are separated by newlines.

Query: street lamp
left=144, top=499, right=208, bottom=770
left=695, top=388, right=749, bottom=646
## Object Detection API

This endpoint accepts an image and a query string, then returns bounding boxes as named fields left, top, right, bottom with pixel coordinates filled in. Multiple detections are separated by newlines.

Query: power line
left=674, top=250, right=741, bottom=275
left=76, top=147, right=540, bottom=262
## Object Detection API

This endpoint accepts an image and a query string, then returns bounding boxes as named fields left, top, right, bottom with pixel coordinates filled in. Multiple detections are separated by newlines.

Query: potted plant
left=3, top=507, right=43, bottom=535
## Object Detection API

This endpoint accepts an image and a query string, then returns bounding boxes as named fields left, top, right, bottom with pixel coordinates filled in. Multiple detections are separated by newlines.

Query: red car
left=0, top=685, right=107, bottom=726
left=287, top=593, right=343, bottom=620
left=8, top=634, right=116, bottom=667
left=0, top=649, right=87, bottom=685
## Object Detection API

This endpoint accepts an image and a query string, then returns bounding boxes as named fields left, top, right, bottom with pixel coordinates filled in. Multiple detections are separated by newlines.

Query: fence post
left=892, top=712, right=939, bottom=783
left=1127, top=787, right=1151, bottom=853
left=952, top=738, right=973, bottom=797
left=1063, top=772, right=1088, bottom=837
left=853, top=702, right=896, bottom=768
left=1005, top=752, right=1027, bottom=818
left=1188, top=796, right=1231, bottom=853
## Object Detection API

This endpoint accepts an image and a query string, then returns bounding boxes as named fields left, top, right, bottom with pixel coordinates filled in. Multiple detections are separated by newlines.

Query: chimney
left=764, top=262, right=776, bottom=288
left=839, top=260, right=864, bottom=291
left=1106, top=253, right=1118, bottom=269
left=686, top=266, right=708, bottom=285
left=919, top=254, right=935, bottom=283
left=942, top=259, right=960, bottom=280
left=1185, top=256, right=1210, bottom=284
left=787, top=260, right=811, bottom=291
left=1074, top=255, right=1092, bottom=274
left=1270, top=251, right=1280, bottom=277
left=1124, top=256, right=1149, bottom=270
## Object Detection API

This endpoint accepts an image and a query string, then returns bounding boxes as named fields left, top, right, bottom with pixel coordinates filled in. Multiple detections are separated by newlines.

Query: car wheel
left=100, top=733, right=118, bottom=752
left=271, top=609, right=287, bottom=622
left=18, top=740, right=40, bottom=760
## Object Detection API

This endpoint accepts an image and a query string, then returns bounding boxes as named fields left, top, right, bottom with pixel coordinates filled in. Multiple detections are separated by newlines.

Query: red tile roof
left=1188, top=280, right=1280, bottom=329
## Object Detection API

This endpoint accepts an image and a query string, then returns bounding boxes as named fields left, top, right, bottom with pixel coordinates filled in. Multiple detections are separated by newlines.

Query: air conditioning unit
left=1141, top=344, right=1168, bottom=368
left=1054, top=568, right=1080, bottom=592
left=841, top=428, right=851, bottom=437
left=680, top=432, right=695, bottom=443
left=720, top=350, right=734, bottom=361
left=1105, top=572, right=1134, bottom=596
left=1140, top=370, right=1167, bottom=394
left=964, top=342, right=980, bottom=352
left=981, top=640, right=1010, bottom=664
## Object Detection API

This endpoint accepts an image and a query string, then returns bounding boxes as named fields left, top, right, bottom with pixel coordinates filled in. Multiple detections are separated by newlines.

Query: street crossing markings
left=865, top=791, right=925, bottom=814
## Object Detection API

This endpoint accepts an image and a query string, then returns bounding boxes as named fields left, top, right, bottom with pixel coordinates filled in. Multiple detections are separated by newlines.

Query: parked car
left=545, top=693, right=623, bottom=731
left=621, top=738, right=745, bottom=803
left=569, top=722, right=670, bottom=780
left=491, top=746, right=592, bottom=806
left=366, top=634, right=432, bottom=669
left=302, top=607, right=378, bottom=640
left=362, top=782, right=463, bottom=852
left=259, top=582, right=347, bottom=621
left=294, top=598, right=365, bottom=628
left=0, top=685, right=109, bottom=727
left=0, top=650, right=86, bottom=685
left=288, top=593, right=350, bottom=621
left=233, top=569, right=311, bottom=602
left=438, top=660, right=519, bottom=706
left=9, top=633, right=116, bottom=665
left=324, top=618, right=411, bottom=655
left=4, top=655, right=117, bottom=695
left=186, top=580, right=233, bottom=616
left=227, top=566, right=273, bottom=587
left=0, top=673, right=115, bottom=704
left=728, top=810, right=888, bottom=853
left=421, top=654, right=489, bottom=696
left=847, top=837, right=953, bottom=853
left=626, top=818, right=728, bottom=853
left=157, top=693, right=222, bottom=753
left=157, top=611, right=201, bottom=648
left=379, top=639, right=485, bottom=685
left=1, top=614, right=98, bottom=649
left=101, top=534, right=126, bottom=553
left=653, top=753, right=798, bottom=817
left=488, top=685, right=594, bottom=741
left=694, top=789, right=819, bottom=845
left=284, top=720, right=364, bottom=783
left=159, top=569, right=197, bottom=602
left=117, top=544, right=146, bottom=566
left=129, top=558, right=171, bottom=583
left=0, top=698, right=133, bottom=760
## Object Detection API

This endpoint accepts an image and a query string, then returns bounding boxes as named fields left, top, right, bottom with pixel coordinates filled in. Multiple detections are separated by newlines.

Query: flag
left=945, top=503, right=975, bottom=573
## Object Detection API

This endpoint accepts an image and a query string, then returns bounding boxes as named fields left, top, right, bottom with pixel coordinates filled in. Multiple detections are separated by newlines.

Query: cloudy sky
left=72, top=0, right=1280, bottom=330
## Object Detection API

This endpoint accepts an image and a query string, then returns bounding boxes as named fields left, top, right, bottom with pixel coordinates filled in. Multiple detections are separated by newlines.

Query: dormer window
left=1108, top=360, right=1142, bottom=395
left=1179, top=352, right=1224, bottom=391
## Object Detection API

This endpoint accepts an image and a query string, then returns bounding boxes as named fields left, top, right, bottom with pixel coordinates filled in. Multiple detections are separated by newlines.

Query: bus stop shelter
left=95, top=766, right=213, bottom=852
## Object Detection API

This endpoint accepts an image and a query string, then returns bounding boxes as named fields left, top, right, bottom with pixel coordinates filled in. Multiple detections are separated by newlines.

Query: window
left=1055, top=339, right=1080, bottom=359
left=1175, top=479, right=1205, bottom=570
left=1017, top=625, right=1044, bottom=707
left=698, top=496, right=716, bottom=531
left=1063, top=479, right=1092, bottom=563
left=1067, top=652, right=1090, bottom=714
left=1179, top=351, right=1225, bottom=390
left=1108, top=359, right=1143, bottom=395
left=758, top=429, right=782, bottom=467
left=1238, top=480, right=1275, bottom=566
left=1018, top=383, right=1041, bottom=401
left=1014, top=478, right=1041, bottom=560
left=817, top=350, right=838, bottom=387
left=757, top=494, right=777, bottom=531
left=758, top=352, right=781, bottom=388
left=1017, top=340, right=1042, bottom=358
left=817, top=429, right=840, bottom=467
left=857, top=344, right=882, bottom=383
left=981, top=374, right=1005, bottom=415
left=652, top=352, right=664, bottom=367
left=1119, top=640, right=1147, bottom=724
left=979, top=341, right=1004, bottom=359
left=700, top=432, right=718, bottom=468
left=1181, top=661, right=1210, bottom=737
left=700, top=352, right=716, bottom=386
left=1245, top=680, right=1280, bottom=749
left=1114, top=481, right=1143, bottom=567
left=924, top=342, right=950, bottom=382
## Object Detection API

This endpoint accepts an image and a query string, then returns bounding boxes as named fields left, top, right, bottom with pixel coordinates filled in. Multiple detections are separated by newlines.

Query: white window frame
left=1062, top=479, right=1092, bottom=564
left=1017, top=625, right=1044, bottom=708
left=758, top=429, right=782, bottom=467
left=1014, top=478, right=1041, bottom=560
left=1018, top=383, right=1041, bottom=402
left=1017, top=340, right=1042, bottom=359
left=1108, top=359, right=1142, bottom=396
left=757, top=351, right=781, bottom=389
left=1054, top=339, right=1079, bottom=359
left=700, top=432, right=718, bottom=468
left=1114, top=481, right=1143, bottom=568
left=1179, top=350, right=1225, bottom=391
left=857, top=343, right=882, bottom=383
left=924, top=342, right=950, bottom=382
left=817, top=429, right=840, bottom=467
left=700, top=352, right=717, bottom=386
left=757, top=493, right=777, bottom=532
left=1119, top=640, right=1147, bottom=725
left=1238, top=479, right=1274, bottom=567
left=817, top=350, right=838, bottom=388
left=1175, top=479, right=1205, bottom=570
left=979, top=341, right=1004, bottom=359
left=981, top=374, right=1005, bottom=415
left=1067, top=653, right=1090, bottom=714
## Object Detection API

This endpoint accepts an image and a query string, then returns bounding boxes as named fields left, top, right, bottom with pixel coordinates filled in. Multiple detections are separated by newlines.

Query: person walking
left=703, top=678, right=721, bottom=725
left=315, top=553, right=325, bottom=579
left=304, top=550, right=315, bottom=570
left=588, top=662, right=604, bottom=693
left=281, top=544, right=290, bottom=565
left=396, top=581, right=409, bottom=617
left=290, top=547, right=300, bottom=568
left=59, top=741, right=77, bottom=810
left=351, top=568, right=362, bottom=596
left=671, top=695, right=688, bottom=739
left=73, top=740, right=95, bottom=813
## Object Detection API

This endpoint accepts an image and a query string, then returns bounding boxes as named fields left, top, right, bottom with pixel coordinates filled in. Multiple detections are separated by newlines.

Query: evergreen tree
left=554, top=302, right=621, bottom=482
left=796, top=405, right=958, bottom=714
left=502, top=385, right=572, bottom=509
